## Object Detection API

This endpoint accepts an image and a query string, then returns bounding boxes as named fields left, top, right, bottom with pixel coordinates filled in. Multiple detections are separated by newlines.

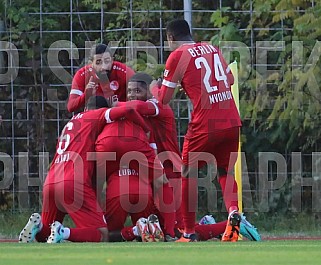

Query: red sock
left=182, top=177, right=197, bottom=234
left=218, top=174, right=239, bottom=212
left=175, top=203, right=184, bottom=230
left=35, top=225, right=51, bottom=242
left=157, top=183, right=176, bottom=237
left=68, top=228, right=102, bottom=242
left=195, top=221, right=227, bottom=241
left=121, top=226, right=136, bottom=241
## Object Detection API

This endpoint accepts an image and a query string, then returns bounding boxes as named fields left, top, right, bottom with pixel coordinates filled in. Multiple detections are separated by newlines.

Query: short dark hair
left=166, top=19, right=191, bottom=40
left=86, top=96, right=109, bottom=110
left=89, top=44, right=112, bottom=60
left=129, top=72, right=153, bottom=90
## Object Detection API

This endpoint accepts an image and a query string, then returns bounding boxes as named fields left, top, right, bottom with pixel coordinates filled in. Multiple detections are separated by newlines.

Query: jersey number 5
left=57, top=122, right=73, bottom=155
left=195, top=54, right=229, bottom=93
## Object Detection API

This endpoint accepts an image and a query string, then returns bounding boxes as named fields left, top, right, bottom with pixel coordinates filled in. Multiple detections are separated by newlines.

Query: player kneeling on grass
left=113, top=72, right=183, bottom=241
left=19, top=96, right=150, bottom=243
left=102, top=167, right=165, bottom=243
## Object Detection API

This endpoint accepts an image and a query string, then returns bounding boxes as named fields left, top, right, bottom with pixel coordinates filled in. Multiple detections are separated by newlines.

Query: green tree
left=250, top=1, right=321, bottom=152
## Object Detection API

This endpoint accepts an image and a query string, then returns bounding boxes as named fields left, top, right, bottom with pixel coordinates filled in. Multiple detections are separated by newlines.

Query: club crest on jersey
left=110, top=80, right=119, bottom=91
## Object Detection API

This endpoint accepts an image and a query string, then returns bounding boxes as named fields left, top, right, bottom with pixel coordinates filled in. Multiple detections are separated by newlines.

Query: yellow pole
left=229, top=61, right=242, bottom=213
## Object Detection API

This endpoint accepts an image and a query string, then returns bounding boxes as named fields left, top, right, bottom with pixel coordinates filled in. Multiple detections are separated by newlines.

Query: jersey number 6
left=57, top=122, right=74, bottom=155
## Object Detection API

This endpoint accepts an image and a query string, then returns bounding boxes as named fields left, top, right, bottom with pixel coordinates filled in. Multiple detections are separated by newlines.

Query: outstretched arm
left=106, top=106, right=150, bottom=133
left=116, top=100, right=158, bottom=116
left=154, top=85, right=175, bottom=105
left=151, top=52, right=180, bottom=105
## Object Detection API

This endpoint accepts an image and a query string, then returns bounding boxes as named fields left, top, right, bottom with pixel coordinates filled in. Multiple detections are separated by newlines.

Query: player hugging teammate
left=19, top=19, right=261, bottom=244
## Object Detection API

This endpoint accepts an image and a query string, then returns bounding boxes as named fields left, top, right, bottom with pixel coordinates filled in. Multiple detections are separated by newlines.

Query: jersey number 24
left=195, top=53, right=229, bottom=93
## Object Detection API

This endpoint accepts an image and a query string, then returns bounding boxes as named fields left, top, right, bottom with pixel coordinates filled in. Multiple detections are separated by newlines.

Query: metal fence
left=0, top=0, right=319, bottom=212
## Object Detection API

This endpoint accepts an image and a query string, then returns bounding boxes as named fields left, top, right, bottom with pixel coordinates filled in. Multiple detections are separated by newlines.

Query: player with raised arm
left=67, top=44, right=135, bottom=112
left=19, top=96, right=149, bottom=243
left=154, top=19, right=242, bottom=242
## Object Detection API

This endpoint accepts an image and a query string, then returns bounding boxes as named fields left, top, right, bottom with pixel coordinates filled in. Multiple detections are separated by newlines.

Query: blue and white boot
left=47, top=221, right=65, bottom=243
left=19, top=213, right=42, bottom=243
left=240, top=214, right=261, bottom=241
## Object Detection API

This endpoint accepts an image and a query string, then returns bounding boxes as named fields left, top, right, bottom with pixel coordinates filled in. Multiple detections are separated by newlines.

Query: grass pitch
left=0, top=240, right=319, bottom=265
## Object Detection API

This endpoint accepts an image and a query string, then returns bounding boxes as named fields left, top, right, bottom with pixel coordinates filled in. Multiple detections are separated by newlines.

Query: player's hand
left=156, top=77, right=162, bottom=88
left=178, top=84, right=185, bottom=93
left=149, top=80, right=158, bottom=92
left=149, top=78, right=162, bottom=91
left=85, top=76, right=97, bottom=96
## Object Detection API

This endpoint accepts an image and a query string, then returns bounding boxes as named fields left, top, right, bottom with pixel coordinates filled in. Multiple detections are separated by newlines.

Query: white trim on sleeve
left=105, top=109, right=114, bottom=123
left=70, top=89, right=84, bottom=96
left=147, top=99, right=159, bottom=117
left=162, top=79, right=177, bottom=89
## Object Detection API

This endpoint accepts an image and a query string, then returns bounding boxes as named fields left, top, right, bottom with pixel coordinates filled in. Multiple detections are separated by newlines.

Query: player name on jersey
left=209, top=90, right=233, bottom=105
left=118, top=168, right=139, bottom=176
left=54, top=152, right=70, bottom=164
left=72, top=113, right=83, bottom=120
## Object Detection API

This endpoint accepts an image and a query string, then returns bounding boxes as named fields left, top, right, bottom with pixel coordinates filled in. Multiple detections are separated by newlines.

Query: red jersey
left=106, top=169, right=152, bottom=200
left=45, top=108, right=109, bottom=186
left=147, top=98, right=181, bottom=178
left=96, top=119, right=150, bottom=143
left=95, top=118, right=154, bottom=178
left=115, top=99, right=181, bottom=178
left=161, top=42, right=241, bottom=136
left=68, top=61, right=135, bottom=112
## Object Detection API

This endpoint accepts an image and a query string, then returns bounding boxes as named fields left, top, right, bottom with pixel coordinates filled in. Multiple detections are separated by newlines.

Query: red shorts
left=182, top=127, right=240, bottom=171
left=95, top=137, right=164, bottom=183
left=41, top=181, right=106, bottom=229
left=105, top=194, right=156, bottom=231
